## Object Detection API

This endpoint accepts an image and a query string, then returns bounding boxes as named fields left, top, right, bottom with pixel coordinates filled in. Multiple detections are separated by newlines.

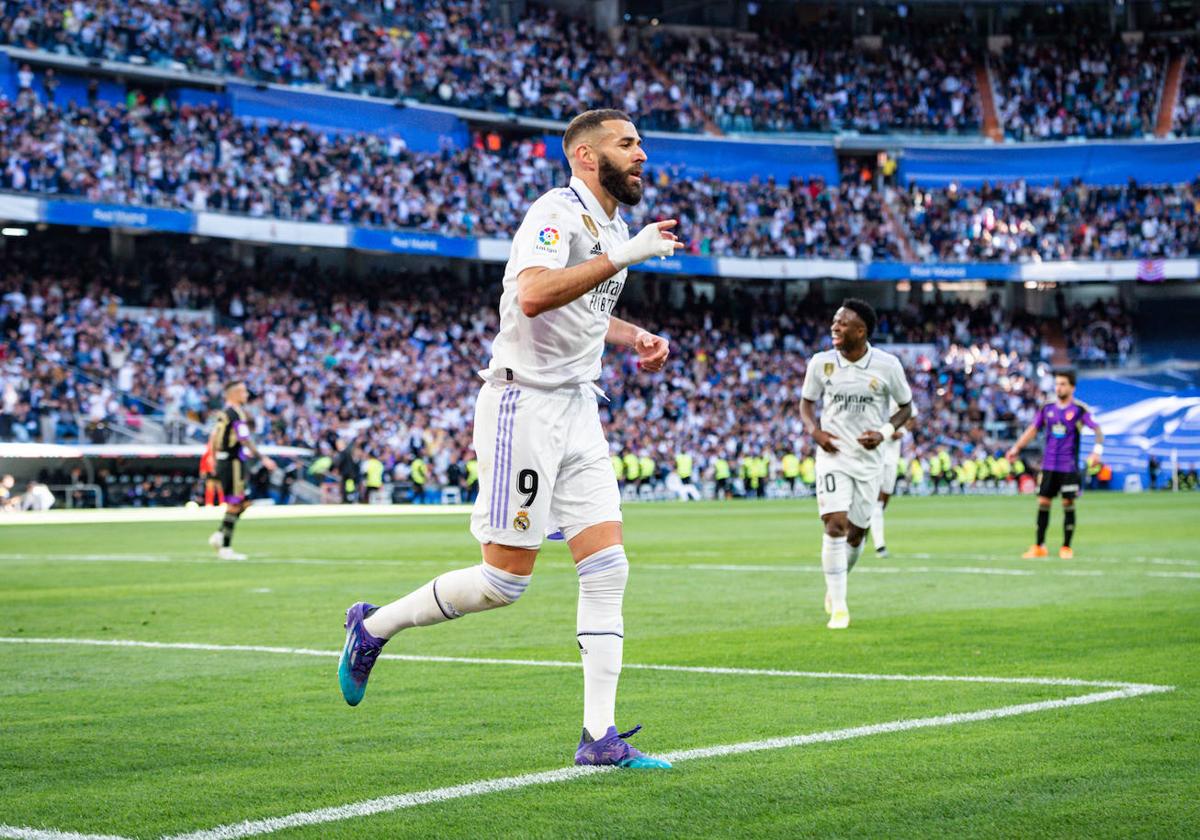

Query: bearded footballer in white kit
left=337, top=110, right=683, bottom=769
left=801, top=300, right=913, bottom=629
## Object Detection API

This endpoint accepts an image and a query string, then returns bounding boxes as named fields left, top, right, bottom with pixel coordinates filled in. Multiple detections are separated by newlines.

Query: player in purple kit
left=1006, top=370, right=1104, bottom=559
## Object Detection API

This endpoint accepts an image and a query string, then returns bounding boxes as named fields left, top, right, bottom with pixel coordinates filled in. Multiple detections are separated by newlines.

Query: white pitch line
left=0, top=827, right=131, bottom=840
left=1145, top=571, right=1200, bottom=579
left=162, top=684, right=1169, bottom=840
left=0, top=638, right=1168, bottom=692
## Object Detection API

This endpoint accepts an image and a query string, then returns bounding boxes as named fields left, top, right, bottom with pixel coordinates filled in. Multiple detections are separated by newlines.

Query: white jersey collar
left=837, top=342, right=874, bottom=369
left=569, top=176, right=619, bottom=227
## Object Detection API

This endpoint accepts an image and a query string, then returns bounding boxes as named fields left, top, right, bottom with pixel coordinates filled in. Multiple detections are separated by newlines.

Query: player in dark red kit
left=1006, top=370, right=1104, bottom=559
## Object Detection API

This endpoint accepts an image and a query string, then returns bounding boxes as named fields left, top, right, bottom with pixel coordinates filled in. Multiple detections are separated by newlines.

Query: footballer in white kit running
left=870, top=399, right=918, bottom=558
left=337, top=109, right=683, bottom=769
left=801, top=299, right=913, bottom=629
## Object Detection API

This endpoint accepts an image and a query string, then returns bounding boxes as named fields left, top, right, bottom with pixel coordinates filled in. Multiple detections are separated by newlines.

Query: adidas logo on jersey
left=589, top=242, right=604, bottom=256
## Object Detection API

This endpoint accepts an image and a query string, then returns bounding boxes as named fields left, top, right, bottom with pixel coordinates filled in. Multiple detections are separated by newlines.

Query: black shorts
left=217, top=457, right=246, bottom=503
left=1038, top=469, right=1080, bottom=499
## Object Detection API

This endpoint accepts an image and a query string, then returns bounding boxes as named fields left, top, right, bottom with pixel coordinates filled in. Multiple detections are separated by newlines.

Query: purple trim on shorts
left=224, top=495, right=245, bottom=505
left=498, top=388, right=521, bottom=529
left=489, top=387, right=518, bottom=529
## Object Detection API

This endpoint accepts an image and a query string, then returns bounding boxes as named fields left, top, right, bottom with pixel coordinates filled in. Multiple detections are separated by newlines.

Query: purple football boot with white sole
left=574, top=724, right=671, bottom=769
left=338, top=602, right=386, bottom=706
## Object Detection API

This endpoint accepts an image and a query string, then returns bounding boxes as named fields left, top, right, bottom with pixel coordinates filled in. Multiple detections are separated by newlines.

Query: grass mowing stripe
left=161, top=685, right=1169, bottom=840
left=0, top=684, right=1176, bottom=840
left=0, top=638, right=1170, bottom=691
left=7, top=553, right=1200, bottom=581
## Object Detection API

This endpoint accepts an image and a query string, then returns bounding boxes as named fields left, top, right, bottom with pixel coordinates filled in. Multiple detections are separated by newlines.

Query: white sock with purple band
left=363, top=562, right=531, bottom=639
left=576, top=545, right=629, bottom=739
left=822, top=534, right=848, bottom=611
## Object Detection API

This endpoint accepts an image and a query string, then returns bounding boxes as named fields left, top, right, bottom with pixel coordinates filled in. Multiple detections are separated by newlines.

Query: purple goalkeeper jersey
left=1034, top=400, right=1099, bottom=472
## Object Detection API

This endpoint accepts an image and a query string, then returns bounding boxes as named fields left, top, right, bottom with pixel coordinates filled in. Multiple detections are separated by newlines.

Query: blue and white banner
left=350, top=228, right=477, bottom=258
left=630, top=254, right=720, bottom=276
left=195, top=212, right=347, bottom=248
left=8, top=193, right=1200, bottom=283
left=859, top=262, right=1023, bottom=282
left=43, top=200, right=194, bottom=233
left=0, top=193, right=40, bottom=222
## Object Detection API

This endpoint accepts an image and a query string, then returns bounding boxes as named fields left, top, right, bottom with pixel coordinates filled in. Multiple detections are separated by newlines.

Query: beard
left=598, top=154, right=644, bottom=206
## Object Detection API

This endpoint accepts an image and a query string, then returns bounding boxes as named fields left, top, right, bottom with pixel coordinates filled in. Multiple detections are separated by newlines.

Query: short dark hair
left=840, top=298, right=877, bottom=337
left=224, top=379, right=245, bottom=392
left=562, top=109, right=633, bottom=158
left=1054, top=369, right=1077, bottom=386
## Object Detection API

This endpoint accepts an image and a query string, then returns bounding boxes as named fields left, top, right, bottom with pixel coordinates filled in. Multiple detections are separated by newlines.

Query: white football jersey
left=483, top=176, right=629, bottom=389
left=801, top=344, right=913, bottom=481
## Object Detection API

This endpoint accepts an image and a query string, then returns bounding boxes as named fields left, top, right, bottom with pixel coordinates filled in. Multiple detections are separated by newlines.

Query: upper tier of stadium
left=1, top=0, right=1196, bottom=141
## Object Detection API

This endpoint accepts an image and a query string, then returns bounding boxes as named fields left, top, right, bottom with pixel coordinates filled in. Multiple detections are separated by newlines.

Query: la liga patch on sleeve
left=535, top=226, right=561, bottom=252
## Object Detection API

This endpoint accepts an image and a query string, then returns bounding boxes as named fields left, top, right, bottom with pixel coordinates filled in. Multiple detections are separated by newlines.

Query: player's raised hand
left=634, top=330, right=670, bottom=372
left=1004, top=447, right=1019, bottom=462
left=813, top=429, right=840, bottom=454
left=609, top=220, right=685, bottom=269
left=858, top=430, right=884, bottom=450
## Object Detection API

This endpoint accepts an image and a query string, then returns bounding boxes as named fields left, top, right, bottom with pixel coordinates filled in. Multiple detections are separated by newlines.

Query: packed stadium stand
left=1, top=0, right=1195, bottom=138
left=1, top=0, right=1199, bottom=509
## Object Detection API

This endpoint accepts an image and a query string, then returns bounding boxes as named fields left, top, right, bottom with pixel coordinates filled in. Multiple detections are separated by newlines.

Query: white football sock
left=847, top=539, right=864, bottom=572
left=363, top=562, right=530, bottom=639
left=822, top=534, right=848, bottom=611
left=871, top=501, right=886, bottom=550
left=576, top=545, right=628, bottom=740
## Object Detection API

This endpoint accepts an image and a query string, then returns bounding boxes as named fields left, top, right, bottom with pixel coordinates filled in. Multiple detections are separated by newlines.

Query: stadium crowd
left=0, top=94, right=898, bottom=260
left=1178, top=53, right=1200, bottom=136
left=901, top=178, right=1200, bottom=262
left=995, top=36, right=1168, bottom=140
left=4, top=91, right=1200, bottom=262
left=0, top=1, right=978, bottom=134
left=1, top=235, right=1134, bottom=504
left=6, top=0, right=1193, bottom=140
left=634, top=24, right=980, bottom=134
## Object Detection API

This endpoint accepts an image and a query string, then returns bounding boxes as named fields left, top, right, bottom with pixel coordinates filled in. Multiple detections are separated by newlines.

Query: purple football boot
left=338, top=602, right=386, bottom=706
left=574, top=724, right=672, bottom=769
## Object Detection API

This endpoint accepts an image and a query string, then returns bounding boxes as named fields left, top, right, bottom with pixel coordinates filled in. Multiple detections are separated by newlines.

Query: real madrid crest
left=513, top=510, right=530, bottom=531
left=869, top=377, right=880, bottom=392
left=581, top=214, right=599, bottom=238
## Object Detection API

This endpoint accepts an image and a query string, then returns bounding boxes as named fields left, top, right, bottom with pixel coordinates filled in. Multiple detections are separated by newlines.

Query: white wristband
left=878, top=422, right=896, bottom=439
left=1091, top=443, right=1103, bottom=458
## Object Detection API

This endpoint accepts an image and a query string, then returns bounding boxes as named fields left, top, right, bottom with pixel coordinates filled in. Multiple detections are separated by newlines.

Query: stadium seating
left=1, top=94, right=1197, bottom=262
left=2, top=1, right=1189, bottom=139
left=900, top=179, right=1200, bottom=261
left=0, top=233, right=1137, bottom=502
left=994, top=36, right=1168, bottom=140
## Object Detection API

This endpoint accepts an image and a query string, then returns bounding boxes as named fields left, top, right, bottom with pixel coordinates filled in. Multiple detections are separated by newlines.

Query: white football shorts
left=470, top=381, right=621, bottom=549
left=815, top=468, right=878, bottom=530
left=879, top=446, right=900, bottom=496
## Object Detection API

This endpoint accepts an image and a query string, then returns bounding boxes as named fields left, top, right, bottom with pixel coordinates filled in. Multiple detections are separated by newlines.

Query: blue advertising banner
left=228, top=84, right=469, bottom=153
left=42, top=200, right=194, bottom=233
left=545, top=135, right=840, bottom=184
left=858, top=262, right=1022, bottom=282
left=901, top=140, right=1200, bottom=188
left=350, top=227, right=478, bottom=258
left=628, top=254, right=720, bottom=276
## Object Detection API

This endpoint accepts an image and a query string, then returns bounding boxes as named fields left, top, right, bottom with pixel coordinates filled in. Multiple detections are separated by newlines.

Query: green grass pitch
left=1, top=494, right=1198, bottom=839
